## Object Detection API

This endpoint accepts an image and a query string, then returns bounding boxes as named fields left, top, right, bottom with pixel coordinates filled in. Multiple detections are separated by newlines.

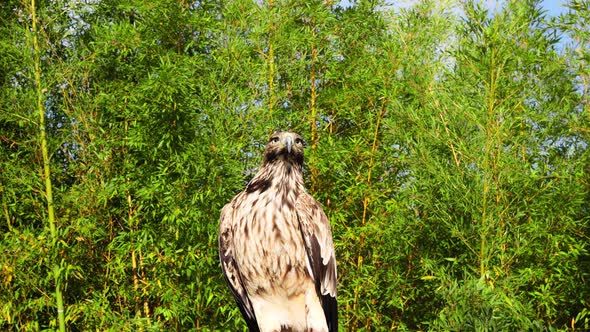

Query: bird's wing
left=219, top=200, right=260, bottom=332
left=296, top=194, right=338, bottom=332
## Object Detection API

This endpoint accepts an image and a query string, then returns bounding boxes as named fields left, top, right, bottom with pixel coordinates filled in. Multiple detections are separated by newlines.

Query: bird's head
left=263, top=131, right=305, bottom=166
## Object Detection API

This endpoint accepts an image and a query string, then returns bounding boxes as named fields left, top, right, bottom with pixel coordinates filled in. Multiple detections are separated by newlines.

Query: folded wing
left=218, top=202, right=261, bottom=332
left=296, top=194, right=338, bottom=332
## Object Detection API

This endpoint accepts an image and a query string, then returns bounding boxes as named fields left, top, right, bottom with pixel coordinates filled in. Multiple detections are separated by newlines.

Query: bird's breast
left=234, top=190, right=311, bottom=298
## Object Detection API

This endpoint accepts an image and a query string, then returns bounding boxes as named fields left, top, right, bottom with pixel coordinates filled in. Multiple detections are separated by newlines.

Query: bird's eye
left=295, top=138, right=303, bottom=145
left=270, top=137, right=279, bottom=143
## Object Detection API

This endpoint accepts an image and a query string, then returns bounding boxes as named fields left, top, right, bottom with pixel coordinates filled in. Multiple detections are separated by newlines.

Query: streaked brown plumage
left=219, top=131, right=338, bottom=332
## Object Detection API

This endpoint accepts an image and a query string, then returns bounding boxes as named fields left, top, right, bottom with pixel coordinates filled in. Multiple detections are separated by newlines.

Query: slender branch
left=351, top=99, right=387, bottom=330
left=310, top=32, right=319, bottom=192
left=30, top=0, right=65, bottom=330
left=439, top=112, right=460, bottom=167
left=268, top=0, right=275, bottom=116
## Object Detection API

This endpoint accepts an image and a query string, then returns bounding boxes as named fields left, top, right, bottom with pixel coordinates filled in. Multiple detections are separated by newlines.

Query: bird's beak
left=285, top=136, right=293, bottom=153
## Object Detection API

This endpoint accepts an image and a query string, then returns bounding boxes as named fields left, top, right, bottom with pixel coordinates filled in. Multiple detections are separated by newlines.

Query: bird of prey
left=219, top=131, right=338, bottom=332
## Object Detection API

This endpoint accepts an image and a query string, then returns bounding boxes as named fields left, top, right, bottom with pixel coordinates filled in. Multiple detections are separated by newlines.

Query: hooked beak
left=285, top=136, right=293, bottom=153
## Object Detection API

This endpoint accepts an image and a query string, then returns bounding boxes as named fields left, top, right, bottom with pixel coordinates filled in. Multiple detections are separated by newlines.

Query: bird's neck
left=269, top=161, right=304, bottom=192
left=247, top=160, right=304, bottom=195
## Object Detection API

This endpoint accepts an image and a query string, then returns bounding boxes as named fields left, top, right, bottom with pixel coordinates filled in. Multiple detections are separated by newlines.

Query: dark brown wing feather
left=219, top=201, right=260, bottom=332
left=296, top=194, right=338, bottom=332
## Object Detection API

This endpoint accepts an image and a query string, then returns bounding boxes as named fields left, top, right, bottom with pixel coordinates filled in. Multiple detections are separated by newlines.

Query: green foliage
left=1, top=0, right=588, bottom=331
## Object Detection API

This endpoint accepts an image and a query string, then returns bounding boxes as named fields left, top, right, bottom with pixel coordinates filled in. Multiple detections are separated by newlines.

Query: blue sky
left=480, top=0, right=567, bottom=16
left=341, top=0, right=569, bottom=17
left=541, top=0, right=567, bottom=16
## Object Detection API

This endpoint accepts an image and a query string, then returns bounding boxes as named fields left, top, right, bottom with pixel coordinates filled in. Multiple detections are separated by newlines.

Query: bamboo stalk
left=481, top=47, right=502, bottom=282
left=140, top=250, right=151, bottom=325
left=132, top=247, right=141, bottom=321
left=268, top=0, right=275, bottom=116
left=30, top=0, right=66, bottom=330
left=124, top=117, right=143, bottom=328
left=309, top=35, right=319, bottom=193
left=351, top=100, right=387, bottom=330
left=439, top=112, right=460, bottom=167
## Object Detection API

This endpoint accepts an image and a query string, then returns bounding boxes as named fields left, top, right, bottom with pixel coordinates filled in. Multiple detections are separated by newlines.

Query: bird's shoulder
left=296, top=192, right=331, bottom=229
left=296, top=190, right=321, bottom=209
left=219, top=190, right=247, bottom=228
